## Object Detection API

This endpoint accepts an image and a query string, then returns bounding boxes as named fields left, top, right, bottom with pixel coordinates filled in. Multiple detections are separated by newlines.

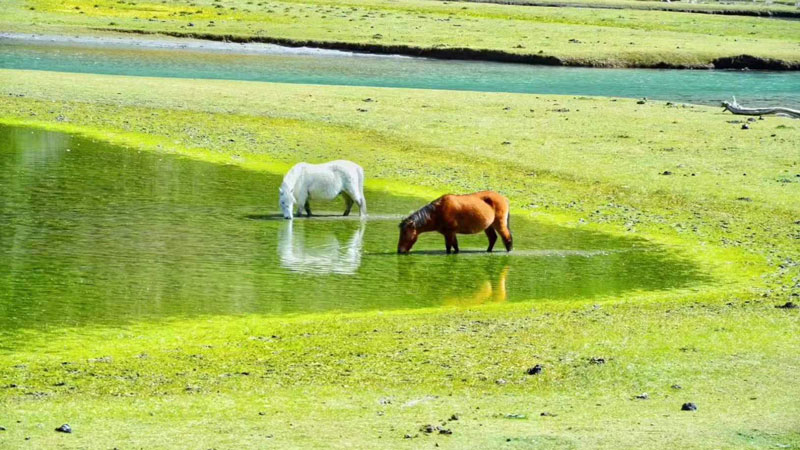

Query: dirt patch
left=712, top=55, right=800, bottom=70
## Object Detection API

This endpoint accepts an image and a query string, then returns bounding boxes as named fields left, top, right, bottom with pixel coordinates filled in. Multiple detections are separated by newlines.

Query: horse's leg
left=485, top=227, right=498, bottom=252
left=295, top=191, right=308, bottom=217
left=357, top=196, right=366, bottom=217
left=493, top=213, right=513, bottom=252
left=343, top=183, right=365, bottom=217
left=444, top=233, right=453, bottom=254
left=343, top=193, right=354, bottom=217
left=304, top=200, right=312, bottom=217
left=445, top=232, right=458, bottom=253
left=497, top=227, right=512, bottom=251
left=494, top=223, right=512, bottom=252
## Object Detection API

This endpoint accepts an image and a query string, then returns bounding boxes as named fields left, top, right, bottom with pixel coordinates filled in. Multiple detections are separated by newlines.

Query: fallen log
left=722, top=97, right=800, bottom=119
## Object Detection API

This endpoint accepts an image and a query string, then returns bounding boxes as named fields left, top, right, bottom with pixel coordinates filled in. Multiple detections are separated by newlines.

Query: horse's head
left=397, top=220, right=419, bottom=254
left=279, top=185, right=295, bottom=220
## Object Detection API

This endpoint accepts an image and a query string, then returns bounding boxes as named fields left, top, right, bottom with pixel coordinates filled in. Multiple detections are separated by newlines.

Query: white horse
left=279, top=160, right=366, bottom=220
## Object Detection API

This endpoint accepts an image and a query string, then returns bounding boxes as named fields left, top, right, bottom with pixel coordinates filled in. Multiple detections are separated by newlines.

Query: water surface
left=1, top=34, right=798, bottom=107
left=0, top=125, right=708, bottom=347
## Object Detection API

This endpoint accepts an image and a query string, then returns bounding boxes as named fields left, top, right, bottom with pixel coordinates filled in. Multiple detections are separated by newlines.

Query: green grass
left=2, top=0, right=800, bottom=68
left=2, top=298, right=799, bottom=448
left=0, top=68, right=798, bottom=448
left=450, top=0, right=800, bottom=15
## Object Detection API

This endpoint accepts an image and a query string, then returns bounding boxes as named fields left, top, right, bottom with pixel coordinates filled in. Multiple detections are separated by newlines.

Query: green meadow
left=2, top=0, right=800, bottom=67
left=0, top=68, right=798, bottom=448
left=452, top=0, right=800, bottom=15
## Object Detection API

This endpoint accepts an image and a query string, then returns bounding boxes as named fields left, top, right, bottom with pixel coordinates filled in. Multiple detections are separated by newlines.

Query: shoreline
left=89, top=28, right=800, bottom=71
left=0, top=32, right=402, bottom=59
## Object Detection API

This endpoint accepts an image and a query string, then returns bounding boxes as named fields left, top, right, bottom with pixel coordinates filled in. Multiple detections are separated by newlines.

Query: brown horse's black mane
left=400, top=200, right=439, bottom=230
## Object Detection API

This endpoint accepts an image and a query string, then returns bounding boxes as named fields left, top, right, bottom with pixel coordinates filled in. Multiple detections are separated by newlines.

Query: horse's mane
left=281, top=163, right=306, bottom=190
left=400, top=199, right=439, bottom=230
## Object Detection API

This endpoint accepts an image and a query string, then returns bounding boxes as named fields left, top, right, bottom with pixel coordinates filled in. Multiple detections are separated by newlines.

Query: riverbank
left=92, top=28, right=800, bottom=70
left=2, top=0, right=799, bottom=69
left=0, top=68, right=798, bottom=448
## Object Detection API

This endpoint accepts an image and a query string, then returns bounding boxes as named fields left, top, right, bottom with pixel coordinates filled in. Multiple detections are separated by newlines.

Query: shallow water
left=0, top=125, right=708, bottom=346
left=1, top=34, right=798, bottom=107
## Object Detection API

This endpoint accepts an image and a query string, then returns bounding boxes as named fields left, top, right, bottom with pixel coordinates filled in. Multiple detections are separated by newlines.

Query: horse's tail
left=357, top=165, right=366, bottom=214
left=479, top=191, right=510, bottom=228
left=501, top=197, right=513, bottom=251
left=357, top=165, right=365, bottom=199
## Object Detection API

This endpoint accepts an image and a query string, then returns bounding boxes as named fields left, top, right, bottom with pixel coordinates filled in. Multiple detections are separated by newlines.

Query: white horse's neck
left=282, top=163, right=306, bottom=190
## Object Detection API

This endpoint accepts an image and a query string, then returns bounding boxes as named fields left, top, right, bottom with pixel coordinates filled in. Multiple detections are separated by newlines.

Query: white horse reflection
left=278, top=221, right=366, bottom=275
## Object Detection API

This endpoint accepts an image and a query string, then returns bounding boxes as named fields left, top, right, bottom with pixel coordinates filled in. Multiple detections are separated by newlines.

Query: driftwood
left=722, top=97, right=800, bottom=119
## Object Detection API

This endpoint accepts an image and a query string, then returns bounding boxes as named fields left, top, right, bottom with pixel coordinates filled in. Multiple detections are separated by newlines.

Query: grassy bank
left=2, top=296, right=799, bottom=448
left=0, top=69, right=799, bottom=448
left=450, top=0, right=800, bottom=17
left=2, top=0, right=800, bottom=68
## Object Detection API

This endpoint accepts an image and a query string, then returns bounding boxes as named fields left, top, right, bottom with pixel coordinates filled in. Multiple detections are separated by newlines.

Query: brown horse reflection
left=444, top=266, right=510, bottom=306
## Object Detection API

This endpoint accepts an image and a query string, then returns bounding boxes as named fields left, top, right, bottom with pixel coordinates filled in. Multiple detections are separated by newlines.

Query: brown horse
left=398, top=191, right=513, bottom=254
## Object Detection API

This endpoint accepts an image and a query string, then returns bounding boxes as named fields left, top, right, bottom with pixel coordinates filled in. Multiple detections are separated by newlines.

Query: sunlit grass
left=1, top=294, right=798, bottom=448
left=450, top=0, right=800, bottom=13
left=2, top=0, right=799, bottom=67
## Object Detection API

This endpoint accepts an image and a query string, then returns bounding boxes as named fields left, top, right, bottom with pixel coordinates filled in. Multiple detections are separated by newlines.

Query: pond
left=0, top=125, right=709, bottom=347
left=1, top=33, right=799, bottom=107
